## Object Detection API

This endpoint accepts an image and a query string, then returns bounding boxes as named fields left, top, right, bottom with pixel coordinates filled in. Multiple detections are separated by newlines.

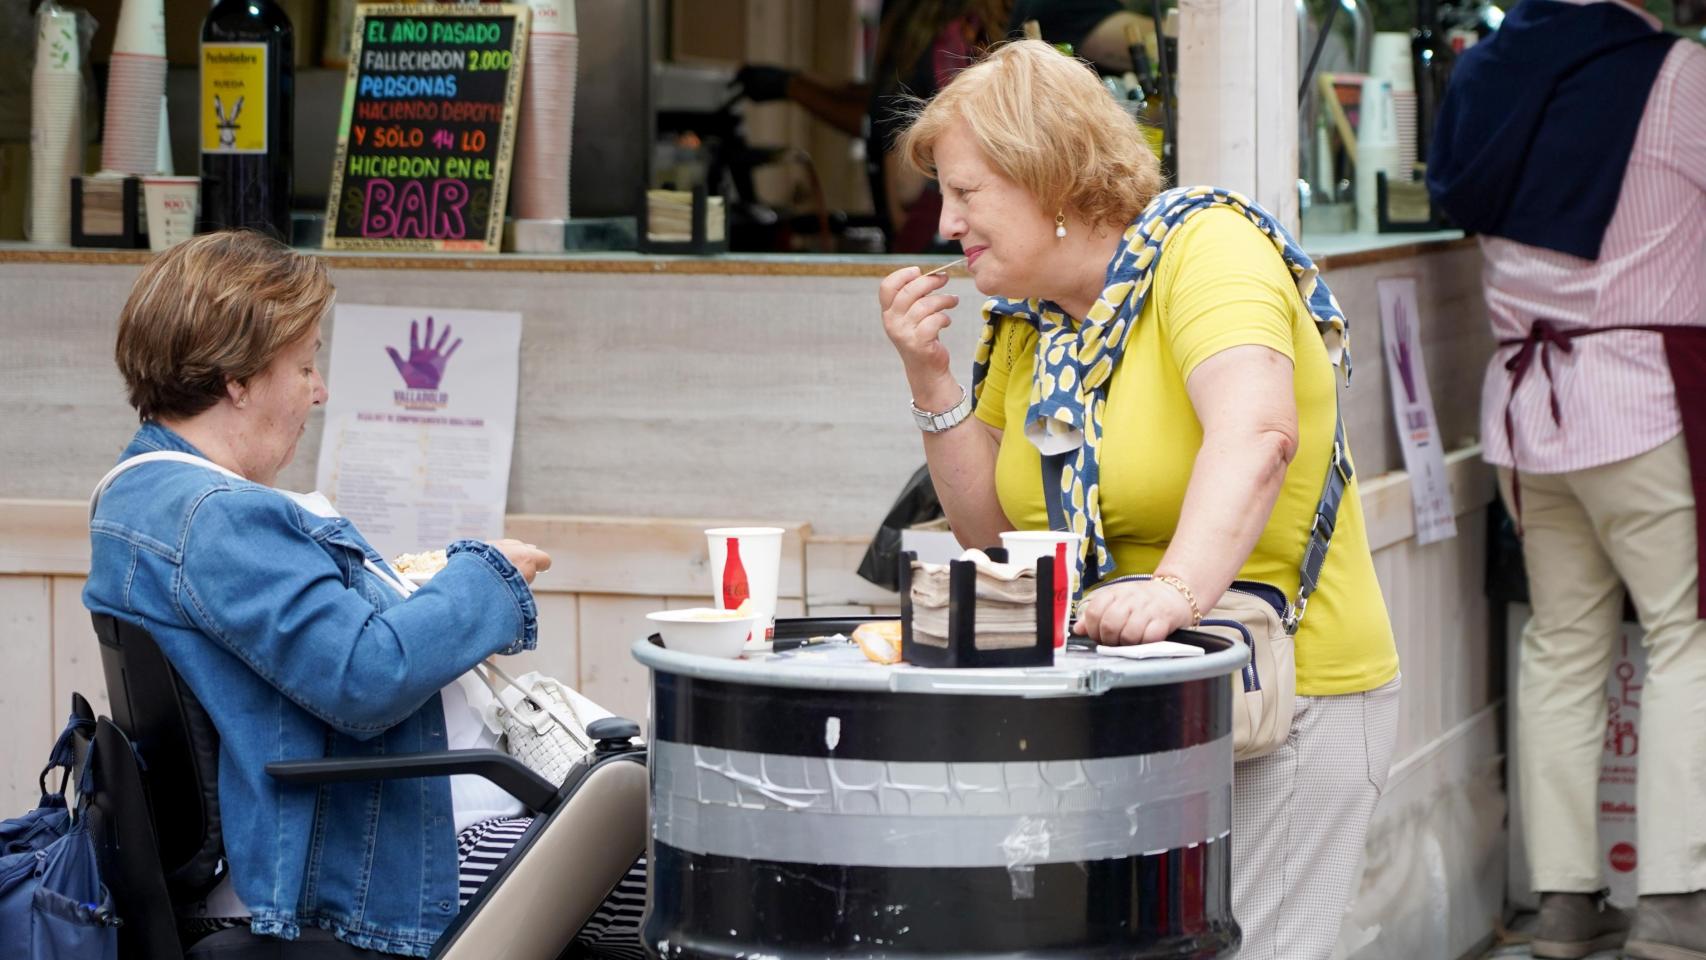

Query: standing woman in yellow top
left=877, top=40, right=1400, bottom=959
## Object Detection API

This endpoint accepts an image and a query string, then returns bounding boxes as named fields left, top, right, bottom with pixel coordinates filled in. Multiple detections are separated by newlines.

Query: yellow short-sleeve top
left=975, top=207, right=1398, bottom=696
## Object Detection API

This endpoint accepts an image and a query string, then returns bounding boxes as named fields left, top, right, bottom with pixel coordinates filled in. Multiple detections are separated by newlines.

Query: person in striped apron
left=1429, top=2, right=1706, bottom=957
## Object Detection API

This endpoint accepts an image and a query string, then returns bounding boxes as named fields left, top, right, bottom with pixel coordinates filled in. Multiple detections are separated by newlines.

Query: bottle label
left=202, top=42, right=269, bottom=154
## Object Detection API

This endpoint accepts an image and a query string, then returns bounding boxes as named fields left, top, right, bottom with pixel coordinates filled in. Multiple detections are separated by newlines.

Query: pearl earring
left=237, top=395, right=248, bottom=408
left=1055, top=211, right=1067, bottom=239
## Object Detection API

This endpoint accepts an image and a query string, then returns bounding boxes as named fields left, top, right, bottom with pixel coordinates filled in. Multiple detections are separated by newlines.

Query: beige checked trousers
left=1231, top=674, right=1401, bottom=959
left=1501, top=434, right=1706, bottom=896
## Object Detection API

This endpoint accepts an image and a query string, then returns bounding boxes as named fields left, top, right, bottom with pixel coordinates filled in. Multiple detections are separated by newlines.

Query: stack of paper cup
left=1371, top=32, right=1417, bottom=181
left=512, top=0, right=577, bottom=224
left=1356, top=77, right=1401, bottom=234
left=29, top=2, right=85, bottom=246
left=101, top=0, right=167, bottom=175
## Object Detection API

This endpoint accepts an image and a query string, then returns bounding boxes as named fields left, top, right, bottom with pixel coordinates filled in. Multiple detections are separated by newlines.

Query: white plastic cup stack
left=101, top=0, right=167, bottom=175
left=30, top=2, right=85, bottom=246
left=512, top=0, right=578, bottom=225
left=1356, top=77, right=1401, bottom=235
left=1371, top=32, right=1417, bottom=181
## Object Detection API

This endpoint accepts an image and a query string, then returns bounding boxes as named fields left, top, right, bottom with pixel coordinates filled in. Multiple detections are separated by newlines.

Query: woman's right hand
left=491, top=539, right=552, bottom=583
left=880, top=266, right=961, bottom=397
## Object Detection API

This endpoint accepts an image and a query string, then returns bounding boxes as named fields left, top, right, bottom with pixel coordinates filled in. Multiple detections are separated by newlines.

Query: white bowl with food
left=646, top=608, right=762, bottom=660
left=394, top=549, right=448, bottom=585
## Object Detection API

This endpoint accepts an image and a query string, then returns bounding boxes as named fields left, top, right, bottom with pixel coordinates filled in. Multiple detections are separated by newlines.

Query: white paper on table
left=1377, top=277, right=1457, bottom=545
left=314, top=305, right=522, bottom=560
left=1092, top=641, right=1205, bottom=660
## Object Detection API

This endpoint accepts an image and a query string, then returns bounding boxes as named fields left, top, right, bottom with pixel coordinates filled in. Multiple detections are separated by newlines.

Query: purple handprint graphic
left=1390, top=298, right=1419, bottom=405
left=386, top=316, right=462, bottom=390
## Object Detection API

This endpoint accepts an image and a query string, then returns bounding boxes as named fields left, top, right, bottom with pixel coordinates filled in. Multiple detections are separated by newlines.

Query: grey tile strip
left=651, top=737, right=1233, bottom=868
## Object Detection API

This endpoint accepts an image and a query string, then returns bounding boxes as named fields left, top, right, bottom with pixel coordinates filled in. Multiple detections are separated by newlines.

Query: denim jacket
left=83, top=422, right=538, bottom=956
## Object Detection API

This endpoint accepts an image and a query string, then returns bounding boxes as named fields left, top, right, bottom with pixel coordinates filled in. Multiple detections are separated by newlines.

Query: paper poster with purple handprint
left=313, top=304, right=521, bottom=559
left=1377, top=278, right=1457, bottom=545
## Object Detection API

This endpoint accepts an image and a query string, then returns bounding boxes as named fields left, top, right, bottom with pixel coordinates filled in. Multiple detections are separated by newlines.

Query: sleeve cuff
left=447, top=539, right=539, bottom=654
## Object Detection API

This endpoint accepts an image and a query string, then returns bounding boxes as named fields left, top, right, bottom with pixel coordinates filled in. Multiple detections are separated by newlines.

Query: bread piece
left=852, top=620, right=903, bottom=664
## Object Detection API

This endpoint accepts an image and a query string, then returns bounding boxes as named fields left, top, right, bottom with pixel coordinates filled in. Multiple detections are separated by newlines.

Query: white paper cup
left=112, top=0, right=166, bottom=58
left=1371, top=32, right=1414, bottom=93
left=1000, top=530, right=1084, bottom=648
left=35, top=4, right=83, bottom=75
left=706, top=526, right=784, bottom=640
left=143, top=176, right=198, bottom=251
left=527, top=0, right=577, bottom=35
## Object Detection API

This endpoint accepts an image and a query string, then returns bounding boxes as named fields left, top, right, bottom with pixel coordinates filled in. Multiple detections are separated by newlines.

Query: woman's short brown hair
left=116, top=231, right=333, bottom=422
left=897, top=39, right=1163, bottom=229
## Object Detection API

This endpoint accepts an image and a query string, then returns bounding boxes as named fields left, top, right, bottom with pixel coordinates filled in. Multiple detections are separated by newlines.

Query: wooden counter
left=0, top=231, right=1472, bottom=276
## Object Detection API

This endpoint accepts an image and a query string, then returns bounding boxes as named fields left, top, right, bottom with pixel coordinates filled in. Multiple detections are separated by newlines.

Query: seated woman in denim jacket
left=82, top=232, right=644, bottom=959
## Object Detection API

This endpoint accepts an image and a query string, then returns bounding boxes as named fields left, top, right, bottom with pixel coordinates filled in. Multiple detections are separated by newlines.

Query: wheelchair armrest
left=265, top=748, right=557, bottom=813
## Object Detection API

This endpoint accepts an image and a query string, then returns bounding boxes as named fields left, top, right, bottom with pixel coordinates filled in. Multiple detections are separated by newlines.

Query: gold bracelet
left=1152, top=574, right=1203, bottom=626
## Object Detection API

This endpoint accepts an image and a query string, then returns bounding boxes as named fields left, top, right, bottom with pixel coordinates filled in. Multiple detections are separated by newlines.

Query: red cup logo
left=1609, top=842, right=1638, bottom=873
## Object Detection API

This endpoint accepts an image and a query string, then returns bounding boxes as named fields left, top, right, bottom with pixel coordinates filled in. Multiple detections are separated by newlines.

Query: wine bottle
left=200, top=0, right=294, bottom=239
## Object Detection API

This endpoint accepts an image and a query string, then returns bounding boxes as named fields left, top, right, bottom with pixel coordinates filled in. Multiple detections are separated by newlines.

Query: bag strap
left=472, top=659, right=591, bottom=751
left=91, top=450, right=421, bottom=601
left=1290, top=403, right=1351, bottom=635
left=89, top=450, right=245, bottom=520
left=64, top=735, right=100, bottom=824
left=38, top=712, right=97, bottom=802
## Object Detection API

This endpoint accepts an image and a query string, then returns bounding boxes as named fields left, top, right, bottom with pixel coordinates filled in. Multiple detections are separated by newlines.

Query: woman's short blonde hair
left=897, top=39, right=1163, bottom=228
left=115, top=231, right=333, bottom=422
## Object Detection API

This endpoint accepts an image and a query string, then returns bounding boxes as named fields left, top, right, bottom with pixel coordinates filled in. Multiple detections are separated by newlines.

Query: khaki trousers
left=1232, top=675, right=1401, bottom=959
left=1501, top=434, right=1706, bottom=895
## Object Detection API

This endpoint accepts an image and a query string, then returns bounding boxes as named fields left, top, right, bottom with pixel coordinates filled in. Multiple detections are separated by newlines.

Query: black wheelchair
left=71, top=613, right=647, bottom=959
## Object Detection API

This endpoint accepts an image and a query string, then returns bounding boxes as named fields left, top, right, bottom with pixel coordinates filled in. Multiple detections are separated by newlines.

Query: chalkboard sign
left=323, top=4, right=530, bottom=252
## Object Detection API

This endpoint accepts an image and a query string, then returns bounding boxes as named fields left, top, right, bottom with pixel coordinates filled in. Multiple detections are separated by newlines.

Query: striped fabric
left=456, top=816, right=535, bottom=906
left=455, top=816, right=647, bottom=959
left=1478, top=9, right=1706, bottom=473
left=566, top=857, right=649, bottom=960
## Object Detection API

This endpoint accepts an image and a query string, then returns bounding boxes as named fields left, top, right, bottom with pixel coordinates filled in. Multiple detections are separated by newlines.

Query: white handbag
left=472, top=658, right=595, bottom=787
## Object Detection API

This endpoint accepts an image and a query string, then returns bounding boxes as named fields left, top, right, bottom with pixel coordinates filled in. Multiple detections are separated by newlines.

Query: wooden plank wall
left=0, top=244, right=1490, bottom=541
left=0, top=448, right=1495, bottom=813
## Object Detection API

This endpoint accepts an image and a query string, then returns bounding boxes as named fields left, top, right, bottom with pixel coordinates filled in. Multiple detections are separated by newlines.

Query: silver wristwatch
left=911, top=385, right=973, bottom=433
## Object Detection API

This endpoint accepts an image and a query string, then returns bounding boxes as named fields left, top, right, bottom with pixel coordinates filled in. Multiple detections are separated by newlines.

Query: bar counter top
left=0, top=229, right=1469, bottom=276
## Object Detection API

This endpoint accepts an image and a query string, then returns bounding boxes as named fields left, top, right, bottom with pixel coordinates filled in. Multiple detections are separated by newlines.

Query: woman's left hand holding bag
left=1074, top=578, right=1198, bottom=646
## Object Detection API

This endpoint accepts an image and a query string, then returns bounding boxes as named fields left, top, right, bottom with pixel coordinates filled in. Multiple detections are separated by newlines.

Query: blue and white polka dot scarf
left=970, top=185, right=1350, bottom=592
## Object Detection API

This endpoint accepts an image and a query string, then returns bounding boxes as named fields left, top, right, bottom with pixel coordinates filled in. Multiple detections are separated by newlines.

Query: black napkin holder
left=898, top=547, right=1058, bottom=669
left=70, top=175, right=148, bottom=249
